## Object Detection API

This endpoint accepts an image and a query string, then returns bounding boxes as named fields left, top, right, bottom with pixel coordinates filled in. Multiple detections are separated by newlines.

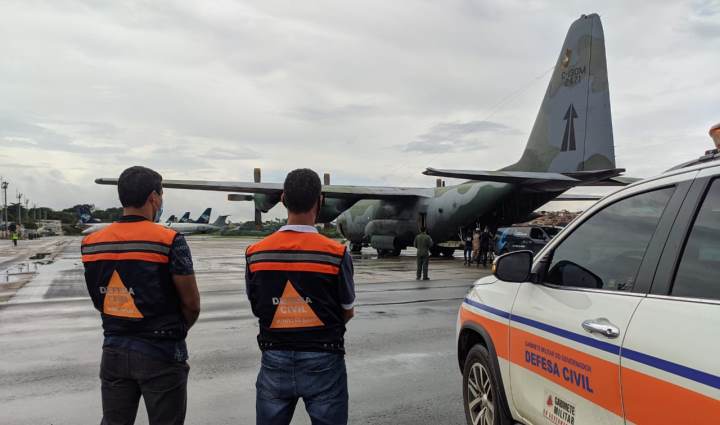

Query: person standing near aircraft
left=463, top=231, right=473, bottom=266
left=413, top=228, right=433, bottom=280
left=11, top=231, right=18, bottom=247
left=245, top=168, right=355, bottom=425
left=81, top=166, right=200, bottom=425
left=471, top=228, right=481, bottom=265
left=478, top=227, right=491, bottom=267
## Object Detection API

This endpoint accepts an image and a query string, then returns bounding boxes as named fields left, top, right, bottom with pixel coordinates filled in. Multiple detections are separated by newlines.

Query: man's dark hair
left=283, top=168, right=322, bottom=213
left=117, top=166, right=163, bottom=208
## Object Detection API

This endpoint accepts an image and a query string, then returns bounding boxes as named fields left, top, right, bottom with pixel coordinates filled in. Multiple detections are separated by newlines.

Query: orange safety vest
left=246, top=230, right=348, bottom=353
left=81, top=216, right=187, bottom=340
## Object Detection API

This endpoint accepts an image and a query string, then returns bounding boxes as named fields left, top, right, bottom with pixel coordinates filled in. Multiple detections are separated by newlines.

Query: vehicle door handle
left=582, top=318, right=620, bottom=339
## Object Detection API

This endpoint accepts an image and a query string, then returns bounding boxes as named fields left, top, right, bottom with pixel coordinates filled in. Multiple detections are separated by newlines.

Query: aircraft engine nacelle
left=318, top=199, right=356, bottom=223
left=365, top=219, right=417, bottom=251
left=253, top=193, right=281, bottom=213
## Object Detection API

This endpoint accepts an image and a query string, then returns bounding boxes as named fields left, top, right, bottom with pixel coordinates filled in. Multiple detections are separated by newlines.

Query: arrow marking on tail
left=561, top=104, right=578, bottom=152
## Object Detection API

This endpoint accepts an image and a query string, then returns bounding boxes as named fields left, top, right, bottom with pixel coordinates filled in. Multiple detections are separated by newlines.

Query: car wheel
left=463, top=345, right=510, bottom=425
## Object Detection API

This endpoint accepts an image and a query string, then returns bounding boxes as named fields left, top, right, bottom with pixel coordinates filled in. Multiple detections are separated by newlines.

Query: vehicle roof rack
left=666, top=149, right=720, bottom=172
left=666, top=124, right=720, bottom=171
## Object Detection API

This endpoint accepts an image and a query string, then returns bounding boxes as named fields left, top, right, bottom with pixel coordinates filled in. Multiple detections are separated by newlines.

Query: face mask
left=154, top=199, right=164, bottom=223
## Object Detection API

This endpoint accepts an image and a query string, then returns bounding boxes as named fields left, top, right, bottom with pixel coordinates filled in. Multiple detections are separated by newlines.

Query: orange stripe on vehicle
left=622, top=367, right=720, bottom=424
left=82, top=252, right=169, bottom=263
left=249, top=262, right=339, bottom=275
left=509, top=327, right=624, bottom=417
left=460, top=305, right=509, bottom=359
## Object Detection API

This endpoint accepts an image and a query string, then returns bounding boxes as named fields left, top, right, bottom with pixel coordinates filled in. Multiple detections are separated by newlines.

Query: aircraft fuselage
left=337, top=181, right=521, bottom=251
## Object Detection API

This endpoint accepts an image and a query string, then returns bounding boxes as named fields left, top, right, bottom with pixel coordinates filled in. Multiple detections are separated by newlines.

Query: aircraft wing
left=423, top=168, right=578, bottom=184
left=95, top=178, right=284, bottom=194
left=423, top=167, right=630, bottom=190
left=575, top=176, right=642, bottom=186
left=95, top=178, right=433, bottom=200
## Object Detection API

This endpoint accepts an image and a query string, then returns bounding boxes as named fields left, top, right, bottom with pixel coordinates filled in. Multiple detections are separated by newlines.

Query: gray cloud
left=403, top=120, right=519, bottom=153
left=0, top=0, right=718, bottom=218
left=0, top=117, right=124, bottom=154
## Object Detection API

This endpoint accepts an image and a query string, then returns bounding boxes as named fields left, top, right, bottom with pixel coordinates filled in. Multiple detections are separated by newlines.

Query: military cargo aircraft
left=96, top=14, right=632, bottom=256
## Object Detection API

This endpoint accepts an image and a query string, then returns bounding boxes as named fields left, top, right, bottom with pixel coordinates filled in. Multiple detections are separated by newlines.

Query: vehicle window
left=546, top=187, right=675, bottom=291
left=672, top=179, right=720, bottom=300
left=511, top=228, right=529, bottom=237
left=530, top=228, right=544, bottom=240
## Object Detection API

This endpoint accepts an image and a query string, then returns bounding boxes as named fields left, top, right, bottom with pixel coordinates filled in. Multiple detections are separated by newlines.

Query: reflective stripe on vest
left=246, top=231, right=345, bottom=275
left=81, top=220, right=176, bottom=264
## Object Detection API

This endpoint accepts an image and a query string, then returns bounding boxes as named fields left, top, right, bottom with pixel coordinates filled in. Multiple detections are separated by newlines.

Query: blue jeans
left=256, top=350, right=348, bottom=425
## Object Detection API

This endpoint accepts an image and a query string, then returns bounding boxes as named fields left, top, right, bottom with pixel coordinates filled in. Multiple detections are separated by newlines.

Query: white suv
left=457, top=153, right=720, bottom=425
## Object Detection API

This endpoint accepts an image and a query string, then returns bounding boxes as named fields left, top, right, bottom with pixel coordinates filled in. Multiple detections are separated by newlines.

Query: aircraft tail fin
left=166, top=215, right=178, bottom=224
left=212, top=215, right=229, bottom=227
left=179, top=212, right=191, bottom=223
left=505, top=13, right=615, bottom=173
left=196, top=208, right=212, bottom=224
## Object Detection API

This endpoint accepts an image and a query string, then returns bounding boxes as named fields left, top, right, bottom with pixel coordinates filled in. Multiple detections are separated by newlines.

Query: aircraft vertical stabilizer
left=196, top=208, right=212, bottom=224
left=212, top=215, right=229, bottom=227
left=506, top=13, right=615, bottom=173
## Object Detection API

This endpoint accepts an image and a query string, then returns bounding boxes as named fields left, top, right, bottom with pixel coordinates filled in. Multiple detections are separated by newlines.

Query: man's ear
left=280, top=192, right=286, bottom=207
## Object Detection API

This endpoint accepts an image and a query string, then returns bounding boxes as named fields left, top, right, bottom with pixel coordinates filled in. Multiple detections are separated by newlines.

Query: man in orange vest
left=81, top=166, right=200, bottom=425
left=246, top=168, right=355, bottom=425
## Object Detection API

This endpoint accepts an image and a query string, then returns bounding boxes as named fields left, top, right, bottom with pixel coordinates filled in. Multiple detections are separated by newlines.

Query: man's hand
left=172, top=274, right=201, bottom=328
left=343, top=307, right=354, bottom=324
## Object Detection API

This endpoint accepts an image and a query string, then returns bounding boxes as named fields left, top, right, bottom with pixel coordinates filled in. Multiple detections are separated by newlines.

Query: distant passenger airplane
left=96, top=14, right=634, bottom=256
left=82, top=210, right=228, bottom=235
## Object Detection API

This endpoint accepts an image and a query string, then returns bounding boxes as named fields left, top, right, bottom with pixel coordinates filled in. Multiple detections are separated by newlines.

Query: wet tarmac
left=0, top=236, right=490, bottom=424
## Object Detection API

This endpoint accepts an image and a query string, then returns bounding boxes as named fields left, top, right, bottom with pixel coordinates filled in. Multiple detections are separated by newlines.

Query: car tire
left=462, top=345, right=512, bottom=425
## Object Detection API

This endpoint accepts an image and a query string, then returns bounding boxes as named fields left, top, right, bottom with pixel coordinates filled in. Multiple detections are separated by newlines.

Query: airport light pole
left=1, top=179, right=7, bottom=239
left=17, top=192, right=22, bottom=230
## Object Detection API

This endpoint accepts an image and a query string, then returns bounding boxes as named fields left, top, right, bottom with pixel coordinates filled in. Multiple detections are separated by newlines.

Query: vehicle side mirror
left=493, top=250, right=533, bottom=283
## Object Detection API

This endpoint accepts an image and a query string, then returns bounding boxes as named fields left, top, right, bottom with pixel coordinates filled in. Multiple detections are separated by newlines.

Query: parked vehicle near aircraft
left=494, top=226, right=560, bottom=255
left=457, top=141, right=720, bottom=424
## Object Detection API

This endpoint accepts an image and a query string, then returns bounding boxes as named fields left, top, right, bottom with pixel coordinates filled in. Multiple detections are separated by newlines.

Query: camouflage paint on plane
left=336, top=13, right=617, bottom=254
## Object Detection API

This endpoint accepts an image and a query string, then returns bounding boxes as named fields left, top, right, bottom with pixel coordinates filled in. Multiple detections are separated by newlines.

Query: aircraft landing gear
left=376, top=248, right=402, bottom=257
left=350, top=243, right=363, bottom=253
left=441, top=247, right=455, bottom=258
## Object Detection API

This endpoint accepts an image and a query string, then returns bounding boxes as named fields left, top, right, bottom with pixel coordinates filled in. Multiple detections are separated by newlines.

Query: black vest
left=81, top=216, right=186, bottom=341
left=246, top=230, right=348, bottom=353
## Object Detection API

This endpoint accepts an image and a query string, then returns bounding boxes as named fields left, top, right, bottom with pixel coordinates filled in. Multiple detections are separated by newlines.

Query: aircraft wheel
left=391, top=248, right=402, bottom=257
left=350, top=243, right=363, bottom=253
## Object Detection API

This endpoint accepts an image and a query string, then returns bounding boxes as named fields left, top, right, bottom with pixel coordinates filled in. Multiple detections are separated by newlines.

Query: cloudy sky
left=1, top=0, right=718, bottom=221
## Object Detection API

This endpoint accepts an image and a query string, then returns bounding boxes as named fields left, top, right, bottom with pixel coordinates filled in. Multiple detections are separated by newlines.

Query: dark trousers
left=12, top=239, right=17, bottom=246
left=416, top=255, right=429, bottom=279
left=463, top=247, right=472, bottom=263
left=256, top=350, right=348, bottom=425
left=100, top=347, right=189, bottom=425
left=478, top=247, right=489, bottom=266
